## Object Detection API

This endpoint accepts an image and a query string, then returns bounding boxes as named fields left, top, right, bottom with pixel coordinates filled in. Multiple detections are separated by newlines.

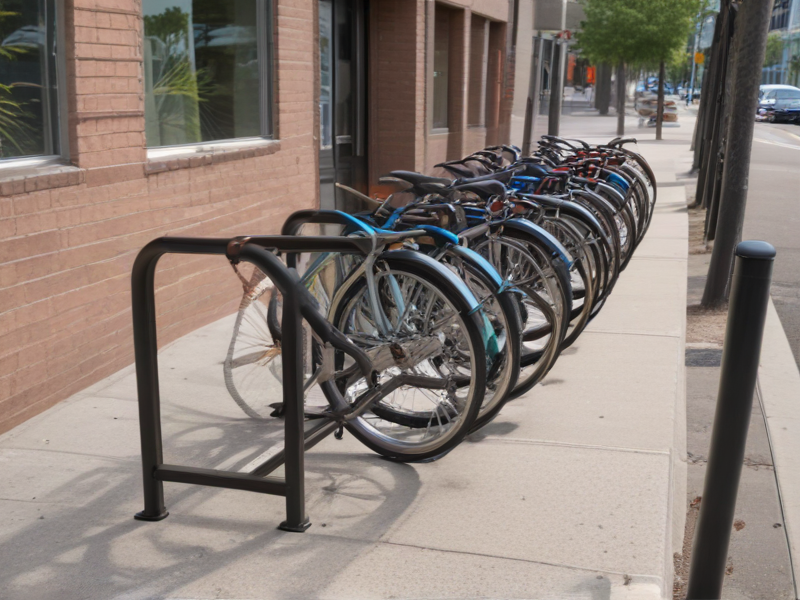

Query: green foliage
left=789, top=55, right=800, bottom=86
left=143, top=6, right=191, bottom=46
left=764, top=32, right=784, bottom=67
left=0, top=83, right=35, bottom=157
left=577, top=0, right=699, bottom=66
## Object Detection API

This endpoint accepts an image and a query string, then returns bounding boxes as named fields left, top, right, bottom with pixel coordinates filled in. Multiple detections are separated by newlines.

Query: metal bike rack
left=131, top=235, right=371, bottom=532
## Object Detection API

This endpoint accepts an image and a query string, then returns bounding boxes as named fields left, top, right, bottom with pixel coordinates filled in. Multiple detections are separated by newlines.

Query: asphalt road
left=743, top=121, right=800, bottom=368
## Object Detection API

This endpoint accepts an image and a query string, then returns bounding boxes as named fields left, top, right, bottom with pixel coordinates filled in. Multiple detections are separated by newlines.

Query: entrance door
left=319, top=0, right=368, bottom=212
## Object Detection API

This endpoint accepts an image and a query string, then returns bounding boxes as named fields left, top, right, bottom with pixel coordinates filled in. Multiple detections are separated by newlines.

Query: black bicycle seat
left=451, top=180, right=506, bottom=201
left=388, top=170, right=452, bottom=193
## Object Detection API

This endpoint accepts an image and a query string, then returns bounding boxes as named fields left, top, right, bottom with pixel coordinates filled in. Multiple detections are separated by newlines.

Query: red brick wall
left=368, top=0, right=424, bottom=189
left=0, top=0, right=318, bottom=434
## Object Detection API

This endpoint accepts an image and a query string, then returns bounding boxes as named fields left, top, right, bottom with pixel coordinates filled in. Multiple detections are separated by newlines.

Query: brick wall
left=0, top=0, right=514, bottom=434
left=423, top=2, right=510, bottom=173
left=0, top=0, right=318, bottom=434
left=368, top=0, right=423, bottom=189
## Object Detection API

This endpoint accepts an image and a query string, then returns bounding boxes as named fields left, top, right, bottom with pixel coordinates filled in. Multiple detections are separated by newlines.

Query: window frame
left=0, top=0, right=70, bottom=170
left=143, top=0, right=275, bottom=156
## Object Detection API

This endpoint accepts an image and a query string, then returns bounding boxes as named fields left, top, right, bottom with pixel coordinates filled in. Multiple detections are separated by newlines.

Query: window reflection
left=0, top=0, right=58, bottom=160
left=143, top=0, right=264, bottom=147
left=319, top=0, right=332, bottom=150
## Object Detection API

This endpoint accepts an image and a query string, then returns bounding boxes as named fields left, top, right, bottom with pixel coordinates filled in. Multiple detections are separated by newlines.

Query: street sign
left=695, top=52, right=705, bottom=65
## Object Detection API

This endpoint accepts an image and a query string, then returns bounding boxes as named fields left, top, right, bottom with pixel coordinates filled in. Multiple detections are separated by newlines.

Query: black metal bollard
left=685, top=241, right=776, bottom=599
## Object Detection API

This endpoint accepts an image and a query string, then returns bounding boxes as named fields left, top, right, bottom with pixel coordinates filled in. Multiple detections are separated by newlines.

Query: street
left=744, top=122, right=800, bottom=368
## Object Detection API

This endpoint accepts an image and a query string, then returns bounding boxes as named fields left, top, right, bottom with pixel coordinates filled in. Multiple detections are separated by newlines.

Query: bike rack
left=131, top=235, right=371, bottom=532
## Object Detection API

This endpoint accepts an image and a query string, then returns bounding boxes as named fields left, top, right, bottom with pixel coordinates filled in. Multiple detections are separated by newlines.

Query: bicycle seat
left=388, top=171, right=452, bottom=193
left=456, top=168, right=518, bottom=185
left=435, top=160, right=478, bottom=179
left=451, top=180, right=506, bottom=201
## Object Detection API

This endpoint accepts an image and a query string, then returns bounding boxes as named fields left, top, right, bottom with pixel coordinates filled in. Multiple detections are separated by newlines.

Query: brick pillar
left=446, top=8, right=469, bottom=160
left=368, top=0, right=425, bottom=192
left=485, top=21, right=506, bottom=146
left=68, top=0, right=147, bottom=186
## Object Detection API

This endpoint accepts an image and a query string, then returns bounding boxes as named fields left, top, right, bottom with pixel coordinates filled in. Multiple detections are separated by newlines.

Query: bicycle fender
left=379, top=249, right=499, bottom=364
left=498, top=218, right=574, bottom=268
left=380, top=250, right=481, bottom=313
left=410, top=224, right=460, bottom=247
left=282, top=209, right=376, bottom=237
left=446, top=244, right=504, bottom=291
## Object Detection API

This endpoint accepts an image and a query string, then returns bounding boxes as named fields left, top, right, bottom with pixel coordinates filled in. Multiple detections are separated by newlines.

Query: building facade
left=763, top=0, right=800, bottom=85
left=0, top=0, right=515, bottom=434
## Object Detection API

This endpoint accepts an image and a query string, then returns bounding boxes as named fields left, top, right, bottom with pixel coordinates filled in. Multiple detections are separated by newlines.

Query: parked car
left=757, top=84, right=800, bottom=123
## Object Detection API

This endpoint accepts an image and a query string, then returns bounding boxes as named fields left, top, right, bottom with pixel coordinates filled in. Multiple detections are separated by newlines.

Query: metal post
left=615, top=60, right=625, bottom=136
left=688, top=6, right=703, bottom=105
left=686, top=241, right=776, bottom=600
left=522, top=37, right=543, bottom=156
left=548, top=40, right=563, bottom=136
left=279, top=282, right=311, bottom=532
left=656, top=60, right=666, bottom=141
left=132, top=244, right=169, bottom=522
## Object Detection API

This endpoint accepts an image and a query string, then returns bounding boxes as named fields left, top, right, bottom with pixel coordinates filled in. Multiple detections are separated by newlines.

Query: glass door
left=319, top=0, right=367, bottom=212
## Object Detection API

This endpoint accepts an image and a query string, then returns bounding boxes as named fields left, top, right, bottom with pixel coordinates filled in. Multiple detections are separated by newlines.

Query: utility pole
left=616, top=61, right=625, bottom=136
left=548, top=0, right=569, bottom=136
left=702, top=0, right=773, bottom=308
left=688, top=3, right=704, bottom=104
left=656, top=60, right=666, bottom=140
left=522, top=37, right=544, bottom=155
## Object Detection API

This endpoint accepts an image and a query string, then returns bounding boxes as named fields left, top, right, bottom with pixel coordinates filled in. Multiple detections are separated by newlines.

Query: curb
left=757, top=297, right=800, bottom=599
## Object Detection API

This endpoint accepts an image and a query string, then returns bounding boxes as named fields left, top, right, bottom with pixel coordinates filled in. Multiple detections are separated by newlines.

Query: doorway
left=319, top=0, right=368, bottom=212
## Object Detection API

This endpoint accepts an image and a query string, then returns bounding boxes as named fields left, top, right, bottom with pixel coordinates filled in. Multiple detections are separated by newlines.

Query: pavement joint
left=379, top=539, right=649, bottom=580
left=582, top=329, right=681, bottom=340
left=478, top=436, right=671, bottom=456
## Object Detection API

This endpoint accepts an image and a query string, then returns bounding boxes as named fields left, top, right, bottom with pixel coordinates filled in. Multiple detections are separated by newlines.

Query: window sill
left=0, top=158, right=84, bottom=197
left=145, top=138, right=281, bottom=175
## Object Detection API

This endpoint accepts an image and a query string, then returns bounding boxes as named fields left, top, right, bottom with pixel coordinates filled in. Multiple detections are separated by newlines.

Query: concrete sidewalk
left=0, top=118, right=689, bottom=600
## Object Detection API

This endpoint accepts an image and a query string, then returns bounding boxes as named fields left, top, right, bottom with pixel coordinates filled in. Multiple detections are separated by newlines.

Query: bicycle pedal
left=269, top=402, right=285, bottom=417
left=334, top=425, right=344, bottom=440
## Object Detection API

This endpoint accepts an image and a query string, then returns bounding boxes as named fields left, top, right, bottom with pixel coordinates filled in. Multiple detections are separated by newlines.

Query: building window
left=432, top=4, right=450, bottom=131
left=0, top=0, right=63, bottom=161
left=143, top=0, right=272, bottom=148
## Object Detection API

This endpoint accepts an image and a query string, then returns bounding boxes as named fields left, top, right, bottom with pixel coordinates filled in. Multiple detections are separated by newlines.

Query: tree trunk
left=595, top=63, right=611, bottom=115
left=656, top=60, right=666, bottom=140
left=706, top=6, right=740, bottom=242
left=691, top=66, right=712, bottom=176
left=698, top=4, right=733, bottom=210
left=701, top=0, right=773, bottom=309
left=616, top=61, right=625, bottom=136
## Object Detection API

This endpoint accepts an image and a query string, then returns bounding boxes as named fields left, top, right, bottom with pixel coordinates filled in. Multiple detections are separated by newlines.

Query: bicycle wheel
left=223, top=269, right=291, bottom=419
left=473, top=234, right=564, bottom=398
left=326, top=256, right=487, bottom=462
left=438, top=249, right=522, bottom=431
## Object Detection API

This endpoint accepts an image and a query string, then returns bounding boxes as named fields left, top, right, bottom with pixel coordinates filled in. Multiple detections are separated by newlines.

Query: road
left=743, top=121, right=800, bottom=368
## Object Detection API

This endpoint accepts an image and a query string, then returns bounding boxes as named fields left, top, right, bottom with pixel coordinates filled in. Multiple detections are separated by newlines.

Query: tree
left=701, top=0, right=773, bottom=308
left=577, top=0, right=698, bottom=137
left=790, top=55, right=800, bottom=86
left=764, top=32, right=784, bottom=67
